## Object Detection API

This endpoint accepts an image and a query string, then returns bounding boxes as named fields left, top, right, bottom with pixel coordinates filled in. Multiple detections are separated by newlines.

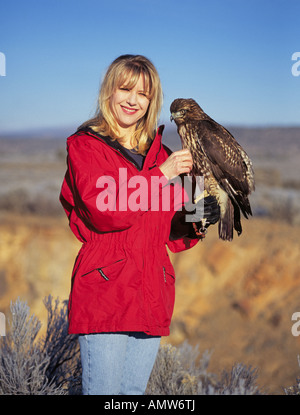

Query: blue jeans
left=78, top=332, right=161, bottom=395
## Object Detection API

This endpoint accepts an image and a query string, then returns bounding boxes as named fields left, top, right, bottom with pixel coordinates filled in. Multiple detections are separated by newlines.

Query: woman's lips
left=121, top=106, right=138, bottom=115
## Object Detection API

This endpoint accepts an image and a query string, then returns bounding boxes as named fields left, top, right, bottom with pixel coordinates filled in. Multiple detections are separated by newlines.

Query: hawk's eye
left=180, top=110, right=186, bottom=116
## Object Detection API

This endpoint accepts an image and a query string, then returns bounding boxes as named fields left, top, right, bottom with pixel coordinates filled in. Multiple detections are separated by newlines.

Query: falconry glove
left=169, top=195, right=220, bottom=240
left=188, top=195, right=220, bottom=224
left=188, top=195, right=220, bottom=239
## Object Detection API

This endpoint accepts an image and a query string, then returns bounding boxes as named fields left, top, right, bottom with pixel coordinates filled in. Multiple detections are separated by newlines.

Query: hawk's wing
left=196, top=119, right=254, bottom=217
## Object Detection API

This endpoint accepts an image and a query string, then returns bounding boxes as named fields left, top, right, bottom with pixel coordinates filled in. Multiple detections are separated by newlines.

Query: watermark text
left=0, top=52, right=6, bottom=77
left=95, top=169, right=205, bottom=222
left=291, top=52, right=300, bottom=77
left=0, top=312, right=5, bottom=336
left=291, top=312, right=300, bottom=336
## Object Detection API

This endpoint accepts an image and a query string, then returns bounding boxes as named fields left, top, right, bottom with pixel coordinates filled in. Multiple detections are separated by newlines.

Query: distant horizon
left=1, top=122, right=300, bottom=139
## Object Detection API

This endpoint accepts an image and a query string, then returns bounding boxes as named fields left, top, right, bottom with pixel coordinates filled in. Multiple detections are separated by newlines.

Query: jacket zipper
left=81, top=258, right=125, bottom=281
left=163, top=266, right=175, bottom=283
left=82, top=267, right=109, bottom=280
left=163, top=266, right=166, bottom=283
left=97, top=268, right=110, bottom=280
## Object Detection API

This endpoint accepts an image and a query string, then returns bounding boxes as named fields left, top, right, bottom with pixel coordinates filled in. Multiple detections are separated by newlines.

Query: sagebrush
left=0, top=297, right=81, bottom=395
left=0, top=297, right=298, bottom=395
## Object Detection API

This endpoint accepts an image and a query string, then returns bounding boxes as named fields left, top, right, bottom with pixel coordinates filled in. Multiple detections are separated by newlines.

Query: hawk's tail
left=233, top=201, right=242, bottom=236
left=218, top=198, right=243, bottom=241
left=218, top=198, right=234, bottom=241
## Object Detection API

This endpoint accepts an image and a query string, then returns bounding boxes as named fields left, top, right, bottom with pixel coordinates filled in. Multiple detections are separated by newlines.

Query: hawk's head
left=170, top=98, right=206, bottom=124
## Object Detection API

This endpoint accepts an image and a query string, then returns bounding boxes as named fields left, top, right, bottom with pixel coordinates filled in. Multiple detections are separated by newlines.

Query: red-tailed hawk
left=170, top=98, right=255, bottom=241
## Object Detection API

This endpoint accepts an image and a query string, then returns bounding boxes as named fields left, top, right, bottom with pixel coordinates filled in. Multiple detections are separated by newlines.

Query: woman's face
left=109, top=73, right=150, bottom=138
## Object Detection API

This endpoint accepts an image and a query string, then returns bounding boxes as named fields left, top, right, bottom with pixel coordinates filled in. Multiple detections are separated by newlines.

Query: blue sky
left=0, top=0, right=299, bottom=133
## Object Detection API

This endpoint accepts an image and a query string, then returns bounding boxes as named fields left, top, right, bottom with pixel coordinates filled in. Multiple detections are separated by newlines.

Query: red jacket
left=60, top=125, right=198, bottom=336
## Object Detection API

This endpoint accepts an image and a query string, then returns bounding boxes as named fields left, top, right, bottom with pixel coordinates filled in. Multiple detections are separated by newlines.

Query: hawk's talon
left=192, top=222, right=207, bottom=240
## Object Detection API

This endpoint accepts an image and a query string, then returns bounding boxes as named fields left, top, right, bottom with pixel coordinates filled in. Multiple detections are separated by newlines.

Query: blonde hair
left=80, top=54, right=163, bottom=154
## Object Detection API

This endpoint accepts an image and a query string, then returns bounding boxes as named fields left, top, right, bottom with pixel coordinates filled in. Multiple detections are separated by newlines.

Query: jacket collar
left=76, top=125, right=165, bottom=171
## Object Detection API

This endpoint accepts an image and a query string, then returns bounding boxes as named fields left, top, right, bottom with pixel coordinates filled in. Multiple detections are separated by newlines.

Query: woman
left=60, top=54, right=219, bottom=395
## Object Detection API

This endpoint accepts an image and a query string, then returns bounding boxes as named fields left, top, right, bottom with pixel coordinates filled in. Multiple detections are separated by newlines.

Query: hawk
left=170, top=98, right=255, bottom=241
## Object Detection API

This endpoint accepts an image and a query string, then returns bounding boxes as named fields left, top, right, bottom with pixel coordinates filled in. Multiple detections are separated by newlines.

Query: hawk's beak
left=170, top=112, right=178, bottom=122
left=170, top=111, right=181, bottom=122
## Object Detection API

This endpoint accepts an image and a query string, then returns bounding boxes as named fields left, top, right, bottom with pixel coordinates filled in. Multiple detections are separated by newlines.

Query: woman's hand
left=159, top=149, right=193, bottom=180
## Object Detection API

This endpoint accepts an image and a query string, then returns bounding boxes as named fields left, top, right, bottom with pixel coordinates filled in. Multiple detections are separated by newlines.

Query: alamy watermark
left=95, top=169, right=205, bottom=222
left=291, top=312, right=300, bottom=337
left=291, top=52, right=300, bottom=77
left=0, top=312, right=5, bottom=336
left=0, top=52, right=6, bottom=77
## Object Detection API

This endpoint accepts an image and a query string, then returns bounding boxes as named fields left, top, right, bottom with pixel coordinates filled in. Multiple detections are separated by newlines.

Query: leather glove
left=188, top=195, right=220, bottom=238
left=170, top=195, right=220, bottom=240
left=188, top=195, right=220, bottom=225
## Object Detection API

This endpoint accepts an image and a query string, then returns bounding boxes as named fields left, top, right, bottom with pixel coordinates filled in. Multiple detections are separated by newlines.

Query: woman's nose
left=126, top=90, right=137, bottom=106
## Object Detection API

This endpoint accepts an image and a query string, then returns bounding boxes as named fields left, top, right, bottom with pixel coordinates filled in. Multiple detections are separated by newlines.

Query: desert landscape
left=0, top=124, right=300, bottom=394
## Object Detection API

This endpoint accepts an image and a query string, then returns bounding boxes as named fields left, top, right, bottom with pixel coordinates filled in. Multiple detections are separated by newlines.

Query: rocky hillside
left=0, top=213, right=299, bottom=394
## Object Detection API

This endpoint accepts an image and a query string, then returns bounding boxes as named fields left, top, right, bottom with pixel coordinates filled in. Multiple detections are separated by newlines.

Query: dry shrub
left=146, top=342, right=262, bottom=395
left=284, top=356, right=300, bottom=395
left=0, top=297, right=80, bottom=395
left=2, top=297, right=298, bottom=395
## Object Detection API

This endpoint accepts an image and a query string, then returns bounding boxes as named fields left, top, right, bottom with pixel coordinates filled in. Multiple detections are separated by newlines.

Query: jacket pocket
left=81, top=258, right=126, bottom=282
left=160, top=264, right=176, bottom=326
left=162, top=265, right=175, bottom=284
